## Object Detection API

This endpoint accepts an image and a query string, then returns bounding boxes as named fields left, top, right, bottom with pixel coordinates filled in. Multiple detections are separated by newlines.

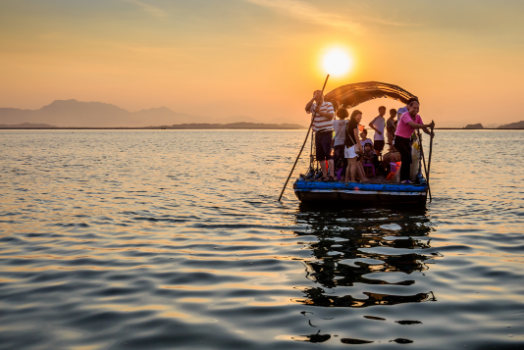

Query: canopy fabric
left=324, top=81, right=417, bottom=109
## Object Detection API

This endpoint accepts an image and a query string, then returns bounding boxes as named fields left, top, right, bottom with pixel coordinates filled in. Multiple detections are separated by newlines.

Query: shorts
left=344, top=145, right=357, bottom=159
left=374, top=140, right=385, bottom=151
left=315, top=131, right=333, bottom=161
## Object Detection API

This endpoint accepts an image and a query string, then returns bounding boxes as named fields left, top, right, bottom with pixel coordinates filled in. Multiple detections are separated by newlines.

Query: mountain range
left=0, top=100, right=303, bottom=128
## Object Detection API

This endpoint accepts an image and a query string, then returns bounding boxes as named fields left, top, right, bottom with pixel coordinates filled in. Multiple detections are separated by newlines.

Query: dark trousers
left=333, top=145, right=346, bottom=173
left=394, top=135, right=411, bottom=181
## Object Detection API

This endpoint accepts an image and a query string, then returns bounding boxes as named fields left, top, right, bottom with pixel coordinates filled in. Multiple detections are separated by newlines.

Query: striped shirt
left=308, top=102, right=334, bottom=132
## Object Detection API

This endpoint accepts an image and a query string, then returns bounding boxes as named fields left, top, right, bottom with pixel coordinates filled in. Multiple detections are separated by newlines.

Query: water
left=0, top=129, right=523, bottom=349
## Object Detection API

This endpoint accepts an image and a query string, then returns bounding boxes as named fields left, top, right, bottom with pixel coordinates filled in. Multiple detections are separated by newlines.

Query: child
left=360, top=128, right=373, bottom=149
left=362, top=143, right=374, bottom=165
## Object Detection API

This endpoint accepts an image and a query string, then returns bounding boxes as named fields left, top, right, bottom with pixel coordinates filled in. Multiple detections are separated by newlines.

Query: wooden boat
left=289, top=81, right=433, bottom=206
left=294, top=173, right=427, bottom=204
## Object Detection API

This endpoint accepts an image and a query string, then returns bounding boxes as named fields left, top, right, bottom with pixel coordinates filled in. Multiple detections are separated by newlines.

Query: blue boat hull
left=293, top=175, right=428, bottom=205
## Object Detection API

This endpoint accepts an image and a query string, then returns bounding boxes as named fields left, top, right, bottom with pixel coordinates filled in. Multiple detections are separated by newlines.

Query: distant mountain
left=0, top=99, right=213, bottom=127
left=498, top=120, right=524, bottom=129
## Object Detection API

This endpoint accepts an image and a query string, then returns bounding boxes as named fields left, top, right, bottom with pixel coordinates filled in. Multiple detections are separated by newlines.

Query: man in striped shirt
left=305, top=90, right=336, bottom=181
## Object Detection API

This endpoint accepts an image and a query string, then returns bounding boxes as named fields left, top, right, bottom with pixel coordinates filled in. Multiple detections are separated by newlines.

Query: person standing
left=333, top=108, right=349, bottom=179
left=305, top=90, right=336, bottom=181
left=394, top=98, right=434, bottom=184
left=344, top=110, right=368, bottom=183
left=386, top=108, right=397, bottom=147
left=369, top=106, right=386, bottom=156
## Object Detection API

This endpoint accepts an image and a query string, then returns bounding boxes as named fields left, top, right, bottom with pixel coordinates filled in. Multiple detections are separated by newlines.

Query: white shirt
left=333, top=120, right=347, bottom=146
left=361, top=138, right=373, bottom=148
left=370, top=115, right=385, bottom=141
left=308, top=102, right=334, bottom=132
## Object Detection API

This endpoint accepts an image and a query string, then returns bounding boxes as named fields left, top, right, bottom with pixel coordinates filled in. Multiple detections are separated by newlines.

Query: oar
left=427, top=124, right=435, bottom=183
left=416, top=129, right=432, bottom=202
left=278, top=74, right=330, bottom=202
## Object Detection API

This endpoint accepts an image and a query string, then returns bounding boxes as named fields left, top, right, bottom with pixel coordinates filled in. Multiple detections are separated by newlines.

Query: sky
left=1, top=0, right=524, bottom=127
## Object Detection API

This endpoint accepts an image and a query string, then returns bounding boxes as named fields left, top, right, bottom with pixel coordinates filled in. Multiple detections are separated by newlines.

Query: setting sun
left=322, top=48, right=353, bottom=76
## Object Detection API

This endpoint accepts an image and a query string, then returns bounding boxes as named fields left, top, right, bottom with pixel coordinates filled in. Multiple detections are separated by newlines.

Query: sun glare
left=322, top=48, right=352, bottom=76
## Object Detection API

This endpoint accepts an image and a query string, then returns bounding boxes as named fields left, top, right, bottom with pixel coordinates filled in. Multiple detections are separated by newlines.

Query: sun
left=322, top=48, right=353, bottom=76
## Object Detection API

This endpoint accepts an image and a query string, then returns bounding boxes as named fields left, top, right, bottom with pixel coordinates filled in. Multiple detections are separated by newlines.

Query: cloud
left=122, top=0, right=167, bottom=18
left=245, top=0, right=361, bottom=34
left=362, top=16, right=432, bottom=28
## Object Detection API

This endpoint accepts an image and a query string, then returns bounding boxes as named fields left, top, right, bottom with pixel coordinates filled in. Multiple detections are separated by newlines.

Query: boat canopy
left=324, top=81, right=416, bottom=110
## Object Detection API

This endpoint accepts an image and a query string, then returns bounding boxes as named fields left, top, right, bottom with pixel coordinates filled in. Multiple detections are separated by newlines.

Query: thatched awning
left=324, top=81, right=417, bottom=110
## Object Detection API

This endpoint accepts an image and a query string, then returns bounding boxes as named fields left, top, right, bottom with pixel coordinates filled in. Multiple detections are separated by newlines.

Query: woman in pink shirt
left=393, top=98, right=435, bottom=184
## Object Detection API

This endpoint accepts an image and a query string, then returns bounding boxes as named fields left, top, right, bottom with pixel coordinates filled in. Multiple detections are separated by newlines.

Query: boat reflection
left=293, top=204, right=438, bottom=308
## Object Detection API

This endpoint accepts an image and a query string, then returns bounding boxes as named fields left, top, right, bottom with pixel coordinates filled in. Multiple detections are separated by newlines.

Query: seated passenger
left=362, top=143, right=374, bottom=165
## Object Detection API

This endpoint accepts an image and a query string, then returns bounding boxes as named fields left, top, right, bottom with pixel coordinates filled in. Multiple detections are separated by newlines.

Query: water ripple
left=0, top=130, right=523, bottom=349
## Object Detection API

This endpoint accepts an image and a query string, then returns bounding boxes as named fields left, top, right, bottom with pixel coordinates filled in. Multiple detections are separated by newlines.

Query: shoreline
left=1, top=127, right=523, bottom=130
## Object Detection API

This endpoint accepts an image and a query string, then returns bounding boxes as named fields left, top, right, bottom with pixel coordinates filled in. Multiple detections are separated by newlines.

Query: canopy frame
left=324, top=81, right=417, bottom=110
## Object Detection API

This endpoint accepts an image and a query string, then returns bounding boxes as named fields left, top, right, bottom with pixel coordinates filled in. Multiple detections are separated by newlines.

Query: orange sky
left=1, top=0, right=524, bottom=127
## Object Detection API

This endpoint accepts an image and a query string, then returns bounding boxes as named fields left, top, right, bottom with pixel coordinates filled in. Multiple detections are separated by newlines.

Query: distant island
left=0, top=99, right=304, bottom=129
left=166, top=122, right=304, bottom=129
left=464, top=123, right=484, bottom=129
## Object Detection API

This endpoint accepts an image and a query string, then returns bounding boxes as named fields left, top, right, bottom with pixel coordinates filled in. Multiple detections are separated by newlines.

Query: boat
left=290, top=81, right=433, bottom=205
left=294, top=173, right=427, bottom=204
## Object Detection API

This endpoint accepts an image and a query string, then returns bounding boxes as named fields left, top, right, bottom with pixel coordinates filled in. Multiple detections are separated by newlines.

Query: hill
left=498, top=120, right=524, bottom=129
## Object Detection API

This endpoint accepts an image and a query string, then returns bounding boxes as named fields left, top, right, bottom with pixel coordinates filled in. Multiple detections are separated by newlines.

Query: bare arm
left=316, top=109, right=335, bottom=119
left=305, top=98, right=315, bottom=114
left=369, top=119, right=382, bottom=135
left=406, top=120, right=434, bottom=129
left=422, top=126, right=435, bottom=138
left=407, top=120, right=435, bottom=138
left=354, top=128, right=363, bottom=152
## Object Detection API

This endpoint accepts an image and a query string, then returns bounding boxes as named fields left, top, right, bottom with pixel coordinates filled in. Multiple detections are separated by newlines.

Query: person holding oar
left=394, top=98, right=435, bottom=184
left=305, top=90, right=336, bottom=181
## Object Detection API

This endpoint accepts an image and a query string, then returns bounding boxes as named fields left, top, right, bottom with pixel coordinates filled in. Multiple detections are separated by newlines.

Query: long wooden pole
left=427, top=124, right=434, bottom=183
left=278, top=74, right=330, bottom=202
left=417, top=129, right=432, bottom=202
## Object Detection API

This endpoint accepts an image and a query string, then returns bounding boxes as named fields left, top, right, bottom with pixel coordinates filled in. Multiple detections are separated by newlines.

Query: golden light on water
left=322, top=48, right=353, bottom=76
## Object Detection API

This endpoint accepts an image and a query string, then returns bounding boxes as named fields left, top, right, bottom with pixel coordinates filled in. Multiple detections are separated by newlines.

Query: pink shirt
left=395, top=112, right=423, bottom=139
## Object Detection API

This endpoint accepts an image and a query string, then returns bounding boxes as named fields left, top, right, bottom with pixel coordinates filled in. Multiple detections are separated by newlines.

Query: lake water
left=1, top=129, right=523, bottom=349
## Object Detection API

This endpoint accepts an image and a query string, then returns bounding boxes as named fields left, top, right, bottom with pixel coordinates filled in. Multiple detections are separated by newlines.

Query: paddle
left=427, top=124, right=435, bottom=183
left=278, top=74, right=330, bottom=202
left=416, top=128, right=432, bottom=202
